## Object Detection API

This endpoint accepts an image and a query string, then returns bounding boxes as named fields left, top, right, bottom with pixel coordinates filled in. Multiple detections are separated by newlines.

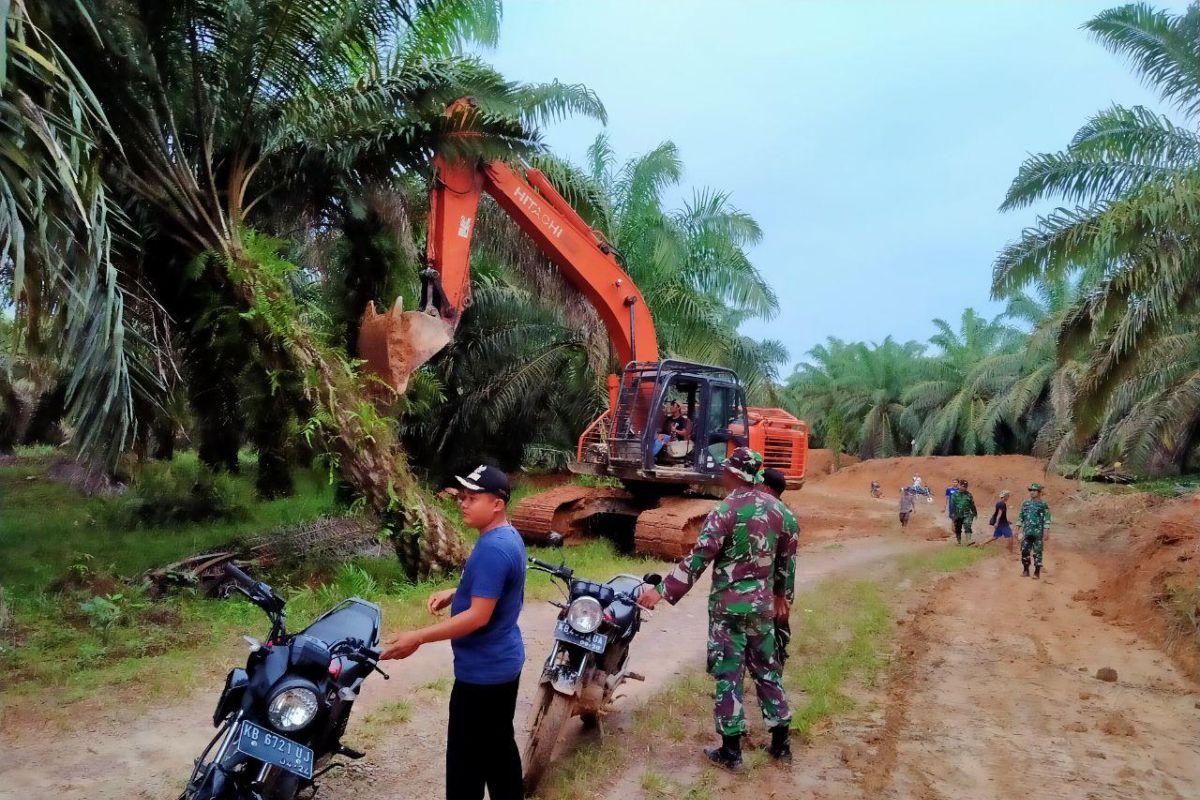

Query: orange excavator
left=359, top=109, right=807, bottom=558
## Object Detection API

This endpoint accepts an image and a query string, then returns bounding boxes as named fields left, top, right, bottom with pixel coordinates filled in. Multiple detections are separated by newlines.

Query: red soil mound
left=808, top=454, right=1076, bottom=507
left=1085, top=493, right=1200, bottom=680
left=805, top=449, right=861, bottom=476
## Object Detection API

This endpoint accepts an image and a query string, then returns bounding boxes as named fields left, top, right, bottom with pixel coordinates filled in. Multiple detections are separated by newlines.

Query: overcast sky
left=480, top=0, right=1187, bottom=370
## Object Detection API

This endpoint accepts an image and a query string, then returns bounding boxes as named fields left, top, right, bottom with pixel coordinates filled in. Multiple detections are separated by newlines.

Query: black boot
left=1022, top=563, right=1030, bottom=577
left=1034, top=565, right=1041, bottom=579
left=768, top=724, right=793, bottom=762
left=704, top=734, right=744, bottom=771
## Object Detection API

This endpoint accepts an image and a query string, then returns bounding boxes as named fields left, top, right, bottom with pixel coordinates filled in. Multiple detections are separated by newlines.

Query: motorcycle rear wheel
left=521, top=685, right=574, bottom=794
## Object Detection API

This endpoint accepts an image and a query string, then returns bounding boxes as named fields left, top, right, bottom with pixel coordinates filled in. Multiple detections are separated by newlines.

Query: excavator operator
left=654, top=400, right=693, bottom=458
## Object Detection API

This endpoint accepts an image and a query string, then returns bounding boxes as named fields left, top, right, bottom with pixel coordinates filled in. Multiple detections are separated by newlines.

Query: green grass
left=639, top=769, right=671, bottom=796
left=354, top=699, right=413, bottom=744
left=0, top=456, right=338, bottom=593
left=787, top=580, right=889, bottom=737
left=896, top=543, right=995, bottom=578
left=0, top=458, right=657, bottom=721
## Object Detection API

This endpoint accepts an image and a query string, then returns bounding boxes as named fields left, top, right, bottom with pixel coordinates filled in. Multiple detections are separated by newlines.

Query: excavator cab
left=600, top=360, right=749, bottom=485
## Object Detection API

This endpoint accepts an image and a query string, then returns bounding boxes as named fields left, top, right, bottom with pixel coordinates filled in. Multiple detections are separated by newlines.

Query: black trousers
left=446, top=677, right=523, bottom=800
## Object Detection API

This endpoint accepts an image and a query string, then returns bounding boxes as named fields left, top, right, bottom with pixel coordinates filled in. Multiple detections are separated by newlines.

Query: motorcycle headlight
left=267, top=686, right=320, bottom=732
left=566, top=596, right=603, bottom=634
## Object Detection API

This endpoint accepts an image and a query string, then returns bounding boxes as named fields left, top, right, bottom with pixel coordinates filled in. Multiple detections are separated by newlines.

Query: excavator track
left=511, top=485, right=630, bottom=543
left=633, top=496, right=719, bottom=560
left=512, top=484, right=718, bottom=558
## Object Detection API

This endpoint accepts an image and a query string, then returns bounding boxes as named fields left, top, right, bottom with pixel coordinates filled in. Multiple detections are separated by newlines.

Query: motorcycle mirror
left=643, top=572, right=662, bottom=586
left=546, top=531, right=564, bottom=548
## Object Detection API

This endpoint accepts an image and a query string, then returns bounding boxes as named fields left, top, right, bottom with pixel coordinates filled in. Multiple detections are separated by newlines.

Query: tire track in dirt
left=859, top=547, right=1200, bottom=800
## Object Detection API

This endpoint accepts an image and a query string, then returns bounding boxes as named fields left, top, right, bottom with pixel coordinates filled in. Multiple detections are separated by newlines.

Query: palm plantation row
left=0, top=1, right=784, bottom=575
left=6, top=2, right=1200, bottom=580
left=788, top=2, right=1200, bottom=478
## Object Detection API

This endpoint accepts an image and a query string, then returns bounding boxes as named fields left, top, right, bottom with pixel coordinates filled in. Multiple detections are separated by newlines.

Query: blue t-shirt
left=450, top=524, right=526, bottom=684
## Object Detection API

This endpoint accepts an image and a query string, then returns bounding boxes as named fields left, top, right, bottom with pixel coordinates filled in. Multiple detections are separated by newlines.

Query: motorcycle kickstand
left=309, top=761, right=346, bottom=781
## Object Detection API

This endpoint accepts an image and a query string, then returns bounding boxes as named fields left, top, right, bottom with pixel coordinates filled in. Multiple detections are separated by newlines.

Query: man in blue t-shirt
left=381, top=464, right=526, bottom=800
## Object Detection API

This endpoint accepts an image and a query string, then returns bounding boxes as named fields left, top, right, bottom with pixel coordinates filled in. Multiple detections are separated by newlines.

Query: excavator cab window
left=653, top=380, right=700, bottom=467
left=703, top=381, right=748, bottom=472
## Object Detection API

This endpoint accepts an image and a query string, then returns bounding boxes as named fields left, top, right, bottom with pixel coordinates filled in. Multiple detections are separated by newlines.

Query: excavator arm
left=359, top=152, right=658, bottom=394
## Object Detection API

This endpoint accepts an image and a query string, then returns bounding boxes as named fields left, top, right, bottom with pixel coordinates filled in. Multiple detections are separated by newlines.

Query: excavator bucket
left=358, top=297, right=454, bottom=394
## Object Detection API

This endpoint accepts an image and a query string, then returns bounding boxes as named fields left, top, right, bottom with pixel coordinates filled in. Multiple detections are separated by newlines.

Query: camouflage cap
left=724, top=447, right=764, bottom=484
left=1028, top=482, right=1044, bottom=492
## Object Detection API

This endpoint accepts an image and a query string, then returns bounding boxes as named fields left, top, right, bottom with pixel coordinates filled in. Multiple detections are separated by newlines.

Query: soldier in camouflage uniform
left=638, top=448, right=799, bottom=771
left=1018, top=483, right=1051, bottom=579
left=950, top=478, right=978, bottom=545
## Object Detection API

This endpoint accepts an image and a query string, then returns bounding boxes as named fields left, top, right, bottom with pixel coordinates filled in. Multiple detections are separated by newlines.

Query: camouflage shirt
left=1018, top=498, right=1051, bottom=536
left=950, top=489, right=977, bottom=520
left=660, top=488, right=800, bottom=616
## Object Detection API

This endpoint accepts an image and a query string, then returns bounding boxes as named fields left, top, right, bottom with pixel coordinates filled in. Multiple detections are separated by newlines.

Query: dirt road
left=0, top=535, right=925, bottom=800
left=860, top=548, right=1200, bottom=800
left=6, top=455, right=1199, bottom=800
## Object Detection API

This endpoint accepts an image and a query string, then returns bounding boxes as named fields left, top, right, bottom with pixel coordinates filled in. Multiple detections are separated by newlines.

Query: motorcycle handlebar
left=223, top=562, right=257, bottom=590
left=528, top=557, right=572, bottom=579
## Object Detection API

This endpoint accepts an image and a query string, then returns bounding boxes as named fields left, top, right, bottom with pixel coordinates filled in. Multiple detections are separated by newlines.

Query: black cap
left=455, top=465, right=511, bottom=501
left=762, top=468, right=787, bottom=496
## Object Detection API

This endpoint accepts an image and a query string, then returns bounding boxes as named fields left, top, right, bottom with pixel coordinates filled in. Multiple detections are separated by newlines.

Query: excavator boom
left=360, top=154, right=657, bottom=391
left=357, top=102, right=807, bottom=557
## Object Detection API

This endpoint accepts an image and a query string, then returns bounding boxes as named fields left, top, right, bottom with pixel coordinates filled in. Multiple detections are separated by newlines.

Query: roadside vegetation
left=0, top=453, right=657, bottom=727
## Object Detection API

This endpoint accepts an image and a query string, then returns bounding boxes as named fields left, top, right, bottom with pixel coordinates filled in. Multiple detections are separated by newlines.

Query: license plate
left=553, top=619, right=608, bottom=654
left=236, top=720, right=314, bottom=779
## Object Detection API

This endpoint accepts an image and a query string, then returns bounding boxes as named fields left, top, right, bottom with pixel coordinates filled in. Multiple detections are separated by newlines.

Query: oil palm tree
left=560, top=135, right=780, bottom=367
left=994, top=2, right=1200, bottom=467
left=785, top=336, right=927, bottom=458
left=0, top=0, right=149, bottom=461
left=905, top=309, right=1021, bottom=455
left=44, top=0, right=604, bottom=575
left=977, top=273, right=1086, bottom=457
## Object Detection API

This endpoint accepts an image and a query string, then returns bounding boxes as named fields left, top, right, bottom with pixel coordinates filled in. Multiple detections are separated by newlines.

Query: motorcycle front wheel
left=521, top=685, right=574, bottom=794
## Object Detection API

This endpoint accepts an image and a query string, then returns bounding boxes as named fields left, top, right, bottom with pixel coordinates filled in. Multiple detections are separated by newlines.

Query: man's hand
left=381, top=631, right=423, bottom=661
left=637, top=585, right=663, bottom=610
left=773, top=596, right=790, bottom=622
left=427, top=588, right=456, bottom=615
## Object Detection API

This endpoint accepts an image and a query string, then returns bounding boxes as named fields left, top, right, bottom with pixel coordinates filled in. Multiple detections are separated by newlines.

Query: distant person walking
left=1018, top=483, right=1052, bottom=579
left=909, top=475, right=933, bottom=503
left=898, top=486, right=916, bottom=528
left=989, top=490, right=1014, bottom=554
left=950, top=479, right=978, bottom=545
left=945, top=480, right=959, bottom=519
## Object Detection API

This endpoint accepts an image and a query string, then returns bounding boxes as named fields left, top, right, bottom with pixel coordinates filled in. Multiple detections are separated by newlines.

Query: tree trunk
left=0, top=390, right=20, bottom=454
left=229, top=256, right=468, bottom=578
left=151, top=416, right=177, bottom=461
left=21, top=379, right=68, bottom=446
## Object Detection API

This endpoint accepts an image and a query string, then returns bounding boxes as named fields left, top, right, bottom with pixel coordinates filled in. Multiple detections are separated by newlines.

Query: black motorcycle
left=180, top=563, right=388, bottom=800
left=522, top=553, right=660, bottom=792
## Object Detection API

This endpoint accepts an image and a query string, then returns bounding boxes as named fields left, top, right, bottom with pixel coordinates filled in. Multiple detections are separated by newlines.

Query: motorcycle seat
left=303, top=598, right=382, bottom=649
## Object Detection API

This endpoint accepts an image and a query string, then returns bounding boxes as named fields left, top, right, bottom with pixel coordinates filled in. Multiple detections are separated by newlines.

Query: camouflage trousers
left=707, top=612, right=791, bottom=736
left=1020, top=534, right=1044, bottom=568
left=953, top=514, right=975, bottom=544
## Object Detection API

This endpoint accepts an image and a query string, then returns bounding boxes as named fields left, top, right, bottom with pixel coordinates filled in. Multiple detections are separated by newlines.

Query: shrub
left=105, top=460, right=251, bottom=527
